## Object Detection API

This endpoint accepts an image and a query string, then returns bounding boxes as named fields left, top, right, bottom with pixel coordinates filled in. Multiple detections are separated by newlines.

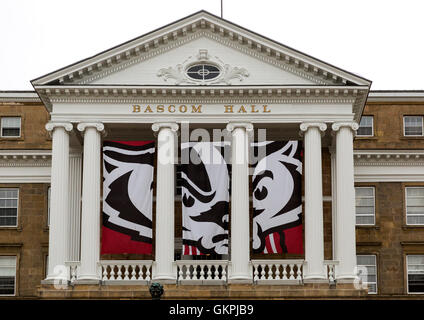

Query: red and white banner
left=101, top=140, right=155, bottom=255
left=181, top=142, right=230, bottom=255
left=251, top=141, right=303, bottom=254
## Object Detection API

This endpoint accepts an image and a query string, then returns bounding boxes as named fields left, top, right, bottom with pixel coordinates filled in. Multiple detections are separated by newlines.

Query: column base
left=228, top=279, right=253, bottom=284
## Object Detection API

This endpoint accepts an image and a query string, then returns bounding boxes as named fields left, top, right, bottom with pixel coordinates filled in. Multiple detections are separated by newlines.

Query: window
left=1, top=117, right=21, bottom=137
left=404, top=116, right=423, bottom=136
left=186, top=64, right=220, bottom=81
left=407, top=255, right=424, bottom=293
left=357, top=116, right=374, bottom=136
left=357, top=255, right=377, bottom=294
left=0, top=256, right=16, bottom=296
left=355, top=187, right=375, bottom=225
left=0, top=188, right=18, bottom=226
left=406, top=187, right=424, bottom=225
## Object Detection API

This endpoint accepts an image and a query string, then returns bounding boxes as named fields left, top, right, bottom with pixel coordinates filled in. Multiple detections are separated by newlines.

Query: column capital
left=226, top=122, right=253, bottom=133
left=300, top=122, right=327, bottom=133
left=331, top=122, right=359, bottom=132
left=151, top=122, right=179, bottom=133
left=45, top=122, right=73, bottom=132
left=77, top=122, right=105, bottom=132
left=299, top=122, right=327, bottom=137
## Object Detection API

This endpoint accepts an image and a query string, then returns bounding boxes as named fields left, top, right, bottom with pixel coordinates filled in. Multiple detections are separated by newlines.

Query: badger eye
left=183, top=194, right=195, bottom=207
left=254, top=186, right=268, bottom=201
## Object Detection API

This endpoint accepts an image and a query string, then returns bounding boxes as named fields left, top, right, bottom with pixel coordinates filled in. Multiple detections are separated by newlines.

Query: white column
left=329, top=144, right=337, bottom=259
left=332, top=122, right=359, bottom=281
left=44, top=122, right=73, bottom=281
left=76, top=123, right=105, bottom=282
left=152, top=122, right=179, bottom=282
left=300, top=123, right=327, bottom=281
left=68, top=152, right=82, bottom=262
left=226, top=122, right=253, bottom=282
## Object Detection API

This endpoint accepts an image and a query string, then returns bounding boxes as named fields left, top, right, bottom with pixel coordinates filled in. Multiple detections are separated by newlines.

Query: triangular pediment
left=32, top=11, right=370, bottom=88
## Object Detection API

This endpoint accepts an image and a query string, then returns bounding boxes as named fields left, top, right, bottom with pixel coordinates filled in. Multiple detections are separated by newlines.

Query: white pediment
left=32, top=11, right=371, bottom=88
left=88, top=36, right=315, bottom=86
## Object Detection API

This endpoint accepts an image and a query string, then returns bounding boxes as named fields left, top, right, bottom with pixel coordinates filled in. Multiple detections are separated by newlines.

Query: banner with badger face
left=101, top=140, right=155, bottom=255
left=251, top=141, right=303, bottom=254
left=181, top=141, right=230, bottom=255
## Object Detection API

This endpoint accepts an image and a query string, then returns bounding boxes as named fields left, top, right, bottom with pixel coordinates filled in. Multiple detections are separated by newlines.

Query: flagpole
left=221, top=0, right=223, bottom=18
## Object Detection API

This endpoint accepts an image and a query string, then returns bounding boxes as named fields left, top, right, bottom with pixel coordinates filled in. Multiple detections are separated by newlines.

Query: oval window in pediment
left=186, top=64, right=220, bottom=81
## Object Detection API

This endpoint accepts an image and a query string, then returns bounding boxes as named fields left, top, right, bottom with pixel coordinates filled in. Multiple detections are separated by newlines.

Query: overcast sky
left=1, top=0, right=423, bottom=90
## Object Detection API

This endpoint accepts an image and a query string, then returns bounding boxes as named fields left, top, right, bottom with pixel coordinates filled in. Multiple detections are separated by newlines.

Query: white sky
left=1, top=0, right=423, bottom=90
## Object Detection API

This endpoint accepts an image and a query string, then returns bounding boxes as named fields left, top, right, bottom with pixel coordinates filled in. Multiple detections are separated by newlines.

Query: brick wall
left=0, top=183, right=49, bottom=298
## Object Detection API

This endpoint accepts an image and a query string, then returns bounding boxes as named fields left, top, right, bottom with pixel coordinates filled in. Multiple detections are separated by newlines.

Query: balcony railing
left=176, top=260, right=228, bottom=284
left=99, top=260, right=153, bottom=284
left=64, top=259, right=338, bottom=285
left=252, top=259, right=304, bottom=284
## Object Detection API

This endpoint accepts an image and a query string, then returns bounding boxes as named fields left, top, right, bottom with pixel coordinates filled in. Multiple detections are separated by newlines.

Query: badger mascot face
left=252, top=141, right=303, bottom=254
left=101, top=141, right=155, bottom=254
left=181, top=142, right=230, bottom=255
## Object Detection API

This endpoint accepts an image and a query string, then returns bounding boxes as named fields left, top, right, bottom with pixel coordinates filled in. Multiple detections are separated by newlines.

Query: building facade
left=0, top=11, right=423, bottom=299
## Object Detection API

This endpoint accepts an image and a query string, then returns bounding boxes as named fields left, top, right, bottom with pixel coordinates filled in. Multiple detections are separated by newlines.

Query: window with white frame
left=0, top=256, right=16, bottom=296
left=357, top=116, right=374, bottom=136
left=407, top=255, right=424, bottom=293
left=357, top=255, right=377, bottom=294
left=355, top=187, right=375, bottom=225
left=404, top=116, right=423, bottom=136
left=0, top=188, right=18, bottom=226
left=406, top=187, right=424, bottom=225
left=1, top=117, right=21, bottom=137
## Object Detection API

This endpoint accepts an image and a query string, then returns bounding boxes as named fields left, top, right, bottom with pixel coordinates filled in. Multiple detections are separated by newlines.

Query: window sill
left=355, top=136, right=377, bottom=140
left=356, top=225, right=380, bottom=230
left=402, top=225, right=424, bottom=230
left=0, top=226, right=22, bottom=232
left=400, top=136, right=424, bottom=140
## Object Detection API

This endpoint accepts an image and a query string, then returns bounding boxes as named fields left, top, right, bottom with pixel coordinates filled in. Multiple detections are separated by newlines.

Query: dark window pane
left=409, top=274, right=424, bottom=293
left=187, top=65, right=203, bottom=73
left=357, top=127, right=372, bottom=136
left=0, top=216, right=17, bottom=226
left=0, top=277, right=15, bottom=295
left=2, top=128, right=20, bottom=137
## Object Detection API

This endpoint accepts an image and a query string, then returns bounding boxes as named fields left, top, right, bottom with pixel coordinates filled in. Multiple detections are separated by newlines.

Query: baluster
left=274, top=264, right=281, bottom=280
left=260, top=264, right=266, bottom=280
left=253, top=264, right=259, bottom=281
left=199, top=264, right=205, bottom=280
left=206, top=264, right=212, bottom=280
left=222, top=264, right=227, bottom=282
left=328, top=265, right=334, bottom=282
left=70, top=265, right=76, bottom=283
left=296, top=263, right=302, bottom=281
left=282, top=264, right=288, bottom=280
left=109, top=265, right=115, bottom=280
left=214, top=265, right=219, bottom=280
left=289, top=264, right=295, bottom=280
left=124, top=264, right=130, bottom=280
left=130, top=265, right=136, bottom=280
left=145, top=265, right=151, bottom=281
left=188, top=264, right=193, bottom=280
left=117, top=264, right=123, bottom=280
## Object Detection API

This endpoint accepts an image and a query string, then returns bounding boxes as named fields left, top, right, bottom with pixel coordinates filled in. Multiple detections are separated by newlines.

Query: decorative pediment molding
left=31, top=11, right=371, bottom=88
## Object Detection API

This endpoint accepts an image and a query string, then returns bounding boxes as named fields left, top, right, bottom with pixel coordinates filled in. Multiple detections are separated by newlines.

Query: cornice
left=354, top=150, right=424, bottom=166
left=35, top=85, right=365, bottom=105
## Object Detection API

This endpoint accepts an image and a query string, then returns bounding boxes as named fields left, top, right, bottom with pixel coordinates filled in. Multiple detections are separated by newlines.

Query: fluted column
left=300, top=122, right=327, bottom=281
left=45, top=122, right=73, bottom=281
left=68, top=152, right=82, bottom=262
left=152, top=122, right=179, bottom=282
left=76, top=123, right=105, bottom=282
left=226, top=122, right=253, bottom=282
left=332, top=122, right=359, bottom=281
